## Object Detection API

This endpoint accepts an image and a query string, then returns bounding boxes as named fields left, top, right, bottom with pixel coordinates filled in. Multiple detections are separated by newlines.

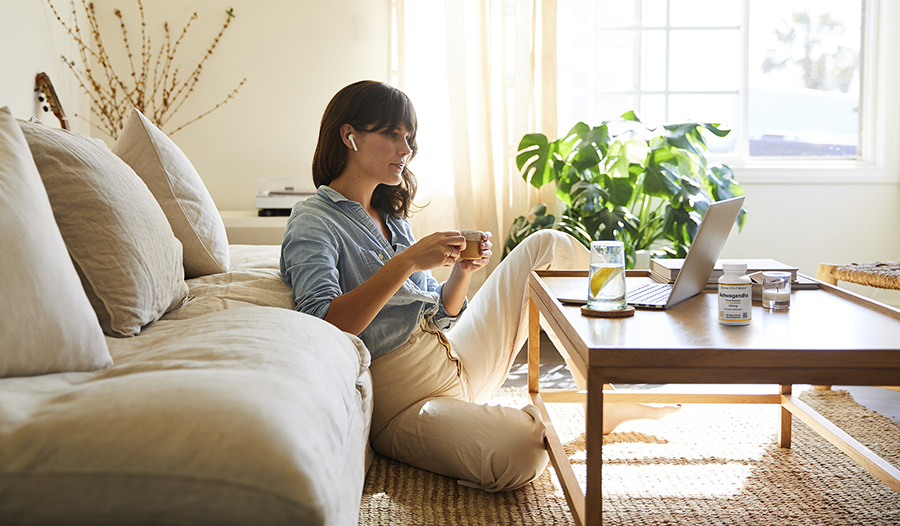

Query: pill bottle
left=718, top=262, right=751, bottom=326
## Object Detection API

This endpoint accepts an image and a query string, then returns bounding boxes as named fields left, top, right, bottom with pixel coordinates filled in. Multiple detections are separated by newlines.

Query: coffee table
left=527, top=269, right=900, bottom=526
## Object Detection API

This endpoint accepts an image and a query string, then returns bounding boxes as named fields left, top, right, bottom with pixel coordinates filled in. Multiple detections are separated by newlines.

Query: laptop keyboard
left=627, top=283, right=672, bottom=305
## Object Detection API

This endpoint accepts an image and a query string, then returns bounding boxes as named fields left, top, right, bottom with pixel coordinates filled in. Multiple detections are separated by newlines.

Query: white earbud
left=348, top=134, right=358, bottom=151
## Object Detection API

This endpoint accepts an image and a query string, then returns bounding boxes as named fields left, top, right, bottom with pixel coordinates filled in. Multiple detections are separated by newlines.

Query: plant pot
left=634, top=250, right=650, bottom=270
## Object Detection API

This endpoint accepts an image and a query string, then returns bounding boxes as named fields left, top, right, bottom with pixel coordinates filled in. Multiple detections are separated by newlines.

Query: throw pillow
left=113, top=109, right=229, bottom=278
left=0, top=106, right=112, bottom=376
left=18, top=119, right=189, bottom=338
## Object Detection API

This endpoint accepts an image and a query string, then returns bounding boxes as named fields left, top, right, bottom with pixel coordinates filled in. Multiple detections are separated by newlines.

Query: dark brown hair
left=312, top=80, right=419, bottom=218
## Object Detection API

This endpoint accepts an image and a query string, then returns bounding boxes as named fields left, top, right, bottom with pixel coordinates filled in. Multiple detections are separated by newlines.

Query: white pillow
left=18, top=119, right=189, bottom=338
left=113, top=109, right=229, bottom=278
left=0, top=106, right=112, bottom=376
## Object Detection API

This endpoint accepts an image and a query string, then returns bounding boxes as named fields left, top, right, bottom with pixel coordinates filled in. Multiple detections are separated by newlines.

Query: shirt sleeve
left=280, top=211, right=342, bottom=320
left=431, top=281, right=467, bottom=331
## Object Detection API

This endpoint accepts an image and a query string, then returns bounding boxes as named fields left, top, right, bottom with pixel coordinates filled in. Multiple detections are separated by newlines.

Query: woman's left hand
left=455, top=231, right=493, bottom=273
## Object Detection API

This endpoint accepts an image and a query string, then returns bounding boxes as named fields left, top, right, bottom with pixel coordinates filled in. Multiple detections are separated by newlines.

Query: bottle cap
left=722, top=262, right=747, bottom=274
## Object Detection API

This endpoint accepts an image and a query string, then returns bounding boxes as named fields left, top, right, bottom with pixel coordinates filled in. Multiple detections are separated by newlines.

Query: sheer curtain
left=390, top=0, right=559, bottom=293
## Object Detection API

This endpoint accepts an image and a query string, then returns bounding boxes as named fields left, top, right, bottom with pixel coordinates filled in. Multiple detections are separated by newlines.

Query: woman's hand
left=401, top=231, right=467, bottom=272
left=455, top=231, right=493, bottom=273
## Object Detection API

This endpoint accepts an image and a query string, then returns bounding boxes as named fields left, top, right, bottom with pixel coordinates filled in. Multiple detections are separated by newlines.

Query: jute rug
left=359, top=388, right=900, bottom=525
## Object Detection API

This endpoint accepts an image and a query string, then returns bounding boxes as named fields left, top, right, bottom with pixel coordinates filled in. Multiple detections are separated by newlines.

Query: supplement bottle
left=718, top=262, right=751, bottom=326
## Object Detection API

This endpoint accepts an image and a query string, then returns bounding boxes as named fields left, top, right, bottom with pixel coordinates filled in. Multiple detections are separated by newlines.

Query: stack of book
left=650, top=258, right=817, bottom=289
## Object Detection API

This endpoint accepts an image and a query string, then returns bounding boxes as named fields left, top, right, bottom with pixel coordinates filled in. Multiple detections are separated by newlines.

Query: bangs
left=357, top=87, right=417, bottom=138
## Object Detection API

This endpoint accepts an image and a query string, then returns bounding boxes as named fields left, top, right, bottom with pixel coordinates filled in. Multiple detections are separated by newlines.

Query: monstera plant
left=504, top=111, right=747, bottom=268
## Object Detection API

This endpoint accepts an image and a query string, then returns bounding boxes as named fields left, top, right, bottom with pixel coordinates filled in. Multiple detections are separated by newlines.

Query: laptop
left=626, top=195, right=744, bottom=309
left=554, top=196, right=744, bottom=309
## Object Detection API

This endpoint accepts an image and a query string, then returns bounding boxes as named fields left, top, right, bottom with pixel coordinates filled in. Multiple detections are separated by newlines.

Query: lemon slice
left=590, top=266, right=623, bottom=297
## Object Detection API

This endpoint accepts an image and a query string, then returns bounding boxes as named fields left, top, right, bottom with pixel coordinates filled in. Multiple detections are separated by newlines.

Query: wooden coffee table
left=527, top=269, right=900, bottom=526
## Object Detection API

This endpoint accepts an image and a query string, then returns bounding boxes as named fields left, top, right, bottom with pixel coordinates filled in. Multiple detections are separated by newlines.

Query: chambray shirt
left=280, top=186, right=466, bottom=358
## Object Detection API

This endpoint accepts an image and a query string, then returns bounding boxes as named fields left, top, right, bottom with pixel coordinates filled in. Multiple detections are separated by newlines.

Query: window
left=557, top=0, right=879, bottom=172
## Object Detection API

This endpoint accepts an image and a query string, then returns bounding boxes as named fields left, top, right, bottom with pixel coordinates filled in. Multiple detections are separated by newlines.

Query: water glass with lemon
left=587, top=241, right=626, bottom=311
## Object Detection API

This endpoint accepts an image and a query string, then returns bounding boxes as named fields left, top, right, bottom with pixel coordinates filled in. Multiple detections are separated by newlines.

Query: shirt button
left=378, top=253, right=384, bottom=260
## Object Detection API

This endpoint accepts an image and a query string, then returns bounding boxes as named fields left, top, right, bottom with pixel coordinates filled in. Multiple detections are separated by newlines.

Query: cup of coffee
left=458, top=230, right=484, bottom=259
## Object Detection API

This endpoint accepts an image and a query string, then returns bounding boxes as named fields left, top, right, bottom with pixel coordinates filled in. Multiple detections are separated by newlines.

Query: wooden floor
left=503, top=331, right=900, bottom=424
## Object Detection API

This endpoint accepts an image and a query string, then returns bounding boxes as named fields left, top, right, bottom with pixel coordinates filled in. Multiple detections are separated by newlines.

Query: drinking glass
left=762, top=271, right=791, bottom=310
left=587, top=241, right=626, bottom=311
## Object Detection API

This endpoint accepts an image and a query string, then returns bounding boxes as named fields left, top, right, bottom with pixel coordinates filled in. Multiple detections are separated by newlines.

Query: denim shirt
left=280, top=186, right=466, bottom=358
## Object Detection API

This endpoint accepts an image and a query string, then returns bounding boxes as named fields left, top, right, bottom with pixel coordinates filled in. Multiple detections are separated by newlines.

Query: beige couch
left=0, top=107, right=373, bottom=525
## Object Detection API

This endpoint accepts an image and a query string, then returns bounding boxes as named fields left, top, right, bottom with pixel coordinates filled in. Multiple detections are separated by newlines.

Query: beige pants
left=369, top=230, right=589, bottom=492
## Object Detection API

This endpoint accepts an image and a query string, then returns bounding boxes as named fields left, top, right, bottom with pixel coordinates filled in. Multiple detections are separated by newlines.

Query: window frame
left=730, top=0, right=899, bottom=184
left=558, top=0, right=900, bottom=184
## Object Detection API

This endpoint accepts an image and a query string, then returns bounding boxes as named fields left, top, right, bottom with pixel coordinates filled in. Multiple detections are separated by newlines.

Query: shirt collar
left=318, top=185, right=350, bottom=203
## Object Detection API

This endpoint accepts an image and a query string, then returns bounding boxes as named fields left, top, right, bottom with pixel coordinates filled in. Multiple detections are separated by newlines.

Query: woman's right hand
left=401, top=231, right=467, bottom=272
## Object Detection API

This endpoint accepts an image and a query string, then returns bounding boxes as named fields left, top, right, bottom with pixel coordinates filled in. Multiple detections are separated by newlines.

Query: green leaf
left=607, top=177, right=634, bottom=207
left=621, top=110, right=642, bottom=123
left=665, top=123, right=703, bottom=156
left=516, top=133, right=553, bottom=188
left=643, top=163, right=680, bottom=198
left=571, top=142, right=601, bottom=171
left=662, top=206, right=701, bottom=246
left=570, top=181, right=608, bottom=213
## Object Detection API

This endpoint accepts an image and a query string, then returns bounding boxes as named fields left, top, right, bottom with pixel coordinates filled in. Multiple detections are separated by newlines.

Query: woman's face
left=352, top=123, right=413, bottom=187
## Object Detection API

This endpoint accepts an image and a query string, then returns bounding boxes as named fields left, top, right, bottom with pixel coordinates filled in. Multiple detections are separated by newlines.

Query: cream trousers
left=369, top=230, right=589, bottom=492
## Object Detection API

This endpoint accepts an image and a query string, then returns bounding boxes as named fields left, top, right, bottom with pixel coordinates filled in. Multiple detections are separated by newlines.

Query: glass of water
left=762, top=271, right=791, bottom=310
left=587, top=241, right=626, bottom=311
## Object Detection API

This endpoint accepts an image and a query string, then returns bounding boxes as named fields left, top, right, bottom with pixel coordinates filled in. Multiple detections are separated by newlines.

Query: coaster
left=581, top=305, right=635, bottom=318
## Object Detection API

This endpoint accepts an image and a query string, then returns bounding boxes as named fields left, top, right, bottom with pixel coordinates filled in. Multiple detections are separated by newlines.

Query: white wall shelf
left=219, top=210, right=288, bottom=245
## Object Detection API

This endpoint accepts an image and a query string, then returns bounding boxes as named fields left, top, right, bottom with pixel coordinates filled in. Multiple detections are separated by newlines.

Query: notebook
left=554, top=196, right=744, bottom=309
left=626, top=196, right=744, bottom=309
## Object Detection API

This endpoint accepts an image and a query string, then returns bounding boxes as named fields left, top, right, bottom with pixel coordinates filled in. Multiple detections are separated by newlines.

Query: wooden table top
left=531, top=270, right=900, bottom=386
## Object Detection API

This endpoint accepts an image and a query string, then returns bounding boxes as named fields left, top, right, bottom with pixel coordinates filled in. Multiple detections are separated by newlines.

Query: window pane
left=669, top=94, right=738, bottom=154
left=595, top=94, right=641, bottom=124
left=641, top=30, right=666, bottom=91
left=641, top=94, right=666, bottom=125
left=748, top=0, right=862, bottom=157
left=669, top=30, right=741, bottom=91
left=596, top=0, right=641, bottom=27
left=670, top=0, right=740, bottom=27
left=596, top=30, right=640, bottom=91
left=642, top=0, right=667, bottom=27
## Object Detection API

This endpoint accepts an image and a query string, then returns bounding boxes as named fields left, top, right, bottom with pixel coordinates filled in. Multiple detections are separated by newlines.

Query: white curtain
left=390, top=0, right=560, bottom=294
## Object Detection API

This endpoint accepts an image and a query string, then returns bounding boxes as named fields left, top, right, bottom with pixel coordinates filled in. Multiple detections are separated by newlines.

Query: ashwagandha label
left=718, top=283, right=751, bottom=322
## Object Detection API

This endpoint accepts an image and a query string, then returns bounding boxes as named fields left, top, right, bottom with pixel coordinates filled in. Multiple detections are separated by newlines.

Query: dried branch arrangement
left=46, top=0, right=246, bottom=138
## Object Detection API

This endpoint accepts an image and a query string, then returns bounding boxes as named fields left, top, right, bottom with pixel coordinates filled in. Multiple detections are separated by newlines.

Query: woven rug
left=359, top=387, right=900, bottom=525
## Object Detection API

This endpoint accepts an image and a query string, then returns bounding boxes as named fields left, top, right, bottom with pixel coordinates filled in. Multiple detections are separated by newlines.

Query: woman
left=281, top=80, right=677, bottom=492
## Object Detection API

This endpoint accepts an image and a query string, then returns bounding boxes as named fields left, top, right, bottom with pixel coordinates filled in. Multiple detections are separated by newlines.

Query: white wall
left=1, top=0, right=389, bottom=210
left=1, top=0, right=85, bottom=130
left=88, top=0, right=391, bottom=211
left=719, top=183, right=900, bottom=306
left=2, top=0, right=898, bottom=305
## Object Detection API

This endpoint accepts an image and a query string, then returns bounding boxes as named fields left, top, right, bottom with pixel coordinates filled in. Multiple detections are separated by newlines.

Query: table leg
left=779, top=384, right=792, bottom=448
left=528, top=297, right=540, bottom=394
left=586, top=367, right=604, bottom=525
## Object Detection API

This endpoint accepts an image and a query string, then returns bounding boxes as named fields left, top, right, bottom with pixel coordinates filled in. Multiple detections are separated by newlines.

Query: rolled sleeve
left=280, top=212, right=342, bottom=319
left=431, top=282, right=467, bottom=331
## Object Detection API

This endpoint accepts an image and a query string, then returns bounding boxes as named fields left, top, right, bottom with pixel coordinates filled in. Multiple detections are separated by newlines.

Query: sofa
left=0, top=106, right=373, bottom=525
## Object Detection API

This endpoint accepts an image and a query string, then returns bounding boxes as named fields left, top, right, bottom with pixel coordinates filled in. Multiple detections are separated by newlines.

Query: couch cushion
left=113, top=108, right=230, bottom=278
left=0, top=107, right=111, bottom=376
left=18, top=119, right=188, bottom=337
left=163, top=245, right=295, bottom=321
left=0, top=306, right=372, bottom=525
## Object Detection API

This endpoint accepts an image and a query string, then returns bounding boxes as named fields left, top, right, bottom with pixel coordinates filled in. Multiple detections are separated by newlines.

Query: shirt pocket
left=360, top=248, right=389, bottom=276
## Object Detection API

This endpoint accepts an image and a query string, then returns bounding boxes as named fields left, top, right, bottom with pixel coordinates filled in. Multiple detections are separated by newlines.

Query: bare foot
left=602, top=403, right=681, bottom=434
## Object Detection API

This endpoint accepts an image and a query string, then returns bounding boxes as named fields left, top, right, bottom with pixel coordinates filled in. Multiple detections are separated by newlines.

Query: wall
left=1, top=0, right=85, bottom=131
left=2, top=0, right=898, bottom=306
left=1, top=0, right=389, bottom=209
